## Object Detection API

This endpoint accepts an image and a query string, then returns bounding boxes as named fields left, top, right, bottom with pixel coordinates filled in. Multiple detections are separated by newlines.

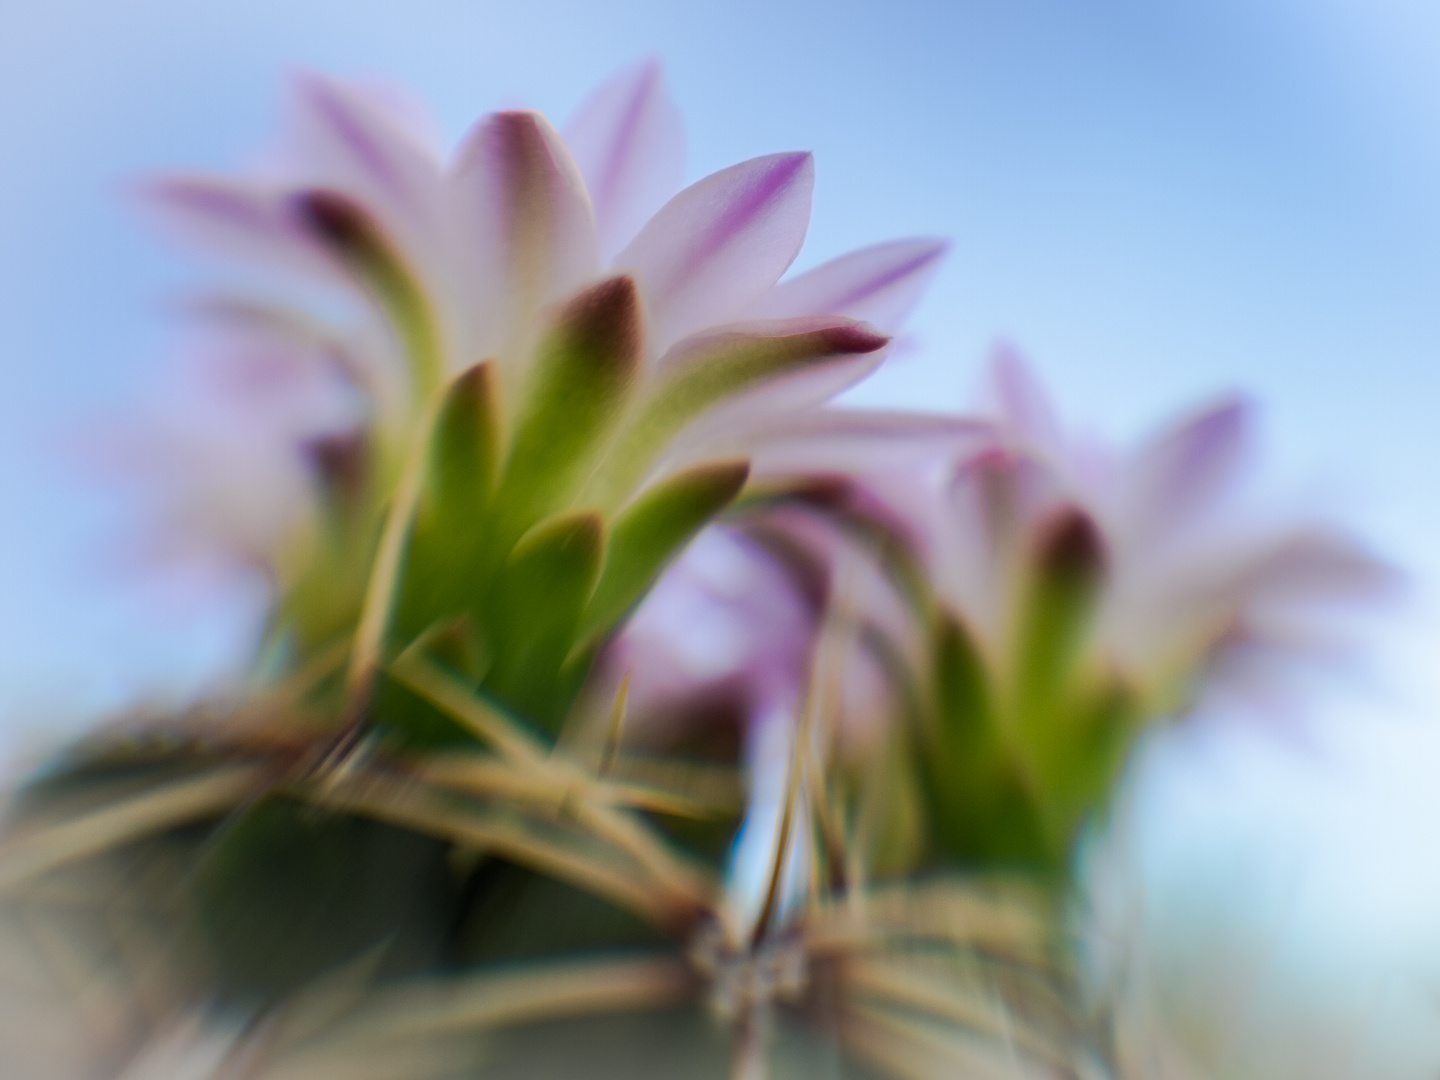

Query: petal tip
left=834, top=321, right=891, bottom=355
left=915, top=236, right=951, bottom=260
left=557, top=273, right=646, bottom=367
left=1038, top=505, right=1108, bottom=582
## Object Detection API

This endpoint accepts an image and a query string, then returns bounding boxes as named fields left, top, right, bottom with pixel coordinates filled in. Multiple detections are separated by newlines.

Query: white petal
left=749, top=237, right=948, bottom=332
left=140, top=176, right=329, bottom=275
left=564, top=58, right=686, bottom=263
left=984, top=345, right=1067, bottom=457
left=614, top=152, right=814, bottom=354
left=448, top=110, right=600, bottom=371
left=1121, top=397, right=1252, bottom=543
left=280, top=74, right=445, bottom=256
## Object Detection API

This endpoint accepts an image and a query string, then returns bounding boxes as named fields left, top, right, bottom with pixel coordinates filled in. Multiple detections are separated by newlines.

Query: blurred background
left=2, top=0, right=1440, bottom=1073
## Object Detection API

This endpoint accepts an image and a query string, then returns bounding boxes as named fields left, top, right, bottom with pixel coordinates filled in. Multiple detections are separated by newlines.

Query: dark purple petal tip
left=815, top=320, right=890, bottom=355
left=1036, top=505, right=1108, bottom=584
left=292, top=188, right=375, bottom=252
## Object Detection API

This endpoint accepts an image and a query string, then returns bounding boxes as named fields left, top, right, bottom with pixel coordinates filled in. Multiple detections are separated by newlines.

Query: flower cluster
left=143, top=61, right=950, bottom=736
left=0, top=59, right=1388, bottom=1080
left=611, top=348, right=1385, bottom=878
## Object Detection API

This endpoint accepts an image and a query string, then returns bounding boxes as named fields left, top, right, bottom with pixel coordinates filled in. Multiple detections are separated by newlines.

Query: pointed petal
left=277, top=75, right=452, bottom=351
left=292, top=190, right=446, bottom=394
left=1121, top=397, right=1253, bottom=542
left=590, top=315, right=886, bottom=506
left=1241, top=529, right=1395, bottom=607
left=748, top=238, right=948, bottom=332
left=343, top=77, right=448, bottom=156
left=613, top=152, right=814, bottom=353
left=284, top=73, right=444, bottom=243
left=429, top=361, right=502, bottom=514
left=748, top=409, right=990, bottom=476
left=649, top=316, right=887, bottom=440
left=936, top=445, right=1062, bottom=631
left=1013, top=506, right=1109, bottom=748
left=394, top=361, right=504, bottom=642
left=662, top=349, right=886, bottom=473
left=984, top=346, right=1065, bottom=455
left=449, top=109, right=600, bottom=370
left=564, top=58, right=685, bottom=263
left=140, top=176, right=329, bottom=274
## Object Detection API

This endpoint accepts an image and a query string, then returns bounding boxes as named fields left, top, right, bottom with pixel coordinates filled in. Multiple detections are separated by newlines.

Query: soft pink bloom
left=602, top=410, right=975, bottom=761
left=96, top=58, right=949, bottom=753
left=85, top=308, right=360, bottom=586
left=605, top=524, right=812, bottom=725
left=961, top=349, right=1390, bottom=709
left=134, top=62, right=950, bottom=933
left=610, top=349, right=1387, bottom=766
left=144, top=60, right=946, bottom=500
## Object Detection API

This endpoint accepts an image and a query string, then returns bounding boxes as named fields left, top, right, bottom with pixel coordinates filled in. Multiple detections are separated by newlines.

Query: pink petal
left=1122, top=397, right=1253, bottom=541
left=342, top=77, right=447, bottom=157
left=645, top=317, right=890, bottom=476
left=613, top=152, right=814, bottom=354
left=695, top=346, right=883, bottom=423
left=748, top=409, right=990, bottom=476
left=937, top=445, right=1064, bottom=632
left=1240, top=530, right=1394, bottom=606
left=283, top=74, right=444, bottom=240
left=984, top=345, right=1065, bottom=456
left=139, top=176, right=331, bottom=275
left=280, top=73, right=437, bottom=213
left=564, top=58, right=685, bottom=263
left=448, top=109, right=600, bottom=367
left=748, top=238, right=948, bottom=332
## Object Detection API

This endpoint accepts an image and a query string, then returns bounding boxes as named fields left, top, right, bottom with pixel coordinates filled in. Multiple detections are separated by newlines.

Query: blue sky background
left=3, top=0, right=1440, bottom=1060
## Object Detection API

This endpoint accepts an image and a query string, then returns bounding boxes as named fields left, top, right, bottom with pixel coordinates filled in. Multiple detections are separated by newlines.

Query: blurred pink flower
left=83, top=308, right=360, bottom=588
left=956, top=349, right=1390, bottom=710
left=609, top=348, right=1388, bottom=768
left=604, top=409, right=976, bottom=752
left=128, top=60, right=950, bottom=932
left=144, top=60, right=945, bottom=509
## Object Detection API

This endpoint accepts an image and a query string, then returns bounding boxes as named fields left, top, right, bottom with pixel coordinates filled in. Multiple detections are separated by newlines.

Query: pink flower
left=143, top=60, right=947, bottom=549
left=604, top=407, right=980, bottom=754
left=956, top=349, right=1390, bottom=711
left=82, top=307, right=361, bottom=594
left=120, top=57, right=955, bottom=747
left=606, top=346, right=1388, bottom=879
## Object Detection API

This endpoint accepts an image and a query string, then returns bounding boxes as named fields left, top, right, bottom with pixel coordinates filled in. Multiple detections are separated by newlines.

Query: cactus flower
left=611, top=348, right=1387, bottom=878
